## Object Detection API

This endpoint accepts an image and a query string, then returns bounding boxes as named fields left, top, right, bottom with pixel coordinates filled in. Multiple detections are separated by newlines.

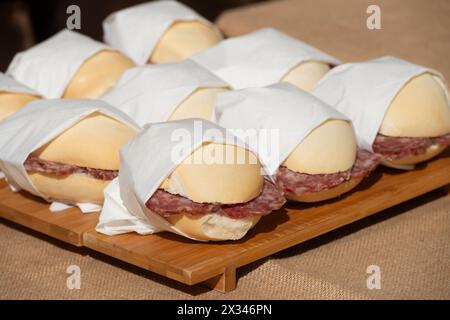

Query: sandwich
left=148, top=143, right=285, bottom=240
left=215, top=83, right=381, bottom=202
left=117, top=119, right=286, bottom=241
left=276, top=120, right=381, bottom=202
left=0, top=73, right=40, bottom=122
left=7, top=30, right=134, bottom=99
left=312, top=56, right=450, bottom=169
left=0, top=99, right=138, bottom=206
left=103, top=1, right=221, bottom=65
left=191, top=28, right=340, bottom=91
left=373, top=72, right=450, bottom=167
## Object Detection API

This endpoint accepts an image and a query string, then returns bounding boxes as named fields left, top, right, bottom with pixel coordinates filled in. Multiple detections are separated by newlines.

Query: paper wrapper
left=214, top=82, right=349, bottom=175
left=190, top=28, right=340, bottom=90
left=0, top=99, right=140, bottom=213
left=96, top=119, right=262, bottom=240
left=7, top=29, right=110, bottom=99
left=103, top=0, right=219, bottom=65
left=101, top=60, right=228, bottom=126
left=0, top=73, right=41, bottom=180
left=0, top=72, right=41, bottom=96
left=312, top=56, right=447, bottom=152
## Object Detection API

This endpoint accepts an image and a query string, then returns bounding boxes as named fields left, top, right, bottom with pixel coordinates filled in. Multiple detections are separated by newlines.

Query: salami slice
left=146, top=180, right=285, bottom=219
left=275, top=150, right=381, bottom=197
left=23, top=155, right=118, bottom=180
left=373, top=133, right=450, bottom=160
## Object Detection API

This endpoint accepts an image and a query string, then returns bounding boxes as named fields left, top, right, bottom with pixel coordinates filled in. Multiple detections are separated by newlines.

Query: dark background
left=0, top=0, right=267, bottom=71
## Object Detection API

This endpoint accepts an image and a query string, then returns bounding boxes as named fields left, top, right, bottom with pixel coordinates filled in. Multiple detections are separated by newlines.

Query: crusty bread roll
left=63, top=50, right=135, bottom=99
left=282, top=60, right=331, bottom=91
left=27, top=112, right=137, bottom=204
left=158, top=142, right=265, bottom=241
left=33, top=112, right=138, bottom=170
left=149, top=21, right=221, bottom=64
left=382, top=145, right=447, bottom=168
left=167, top=213, right=261, bottom=241
left=287, top=177, right=362, bottom=203
left=380, top=73, right=450, bottom=137
left=281, top=119, right=360, bottom=202
left=28, top=172, right=110, bottom=204
left=168, top=87, right=228, bottom=121
left=0, top=92, right=39, bottom=122
left=379, top=72, right=450, bottom=167
left=161, top=142, right=263, bottom=204
left=283, top=119, right=357, bottom=175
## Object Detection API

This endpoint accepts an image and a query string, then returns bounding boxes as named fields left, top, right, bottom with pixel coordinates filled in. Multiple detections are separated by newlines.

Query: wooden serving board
left=83, top=151, right=450, bottom=292
left=0, top=151, right=449, bottom=292
left=0, top=188, right=99, bottom=246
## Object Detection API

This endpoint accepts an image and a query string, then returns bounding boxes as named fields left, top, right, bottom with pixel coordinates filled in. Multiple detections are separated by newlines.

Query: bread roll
left=380, top=72, right=450, bottom=138
left=33, top=112, right=138, bottom=170
left=150, top=21, right=221, bottom=63
left=168, top=87, right=228, bottom=121
left=167, top=213, right=261, bottom=241
left=378, top=72, right=450, bottom=167
left=28, top=172, right=110, bottom=204
left=282, top=60, right=331, bottom=91
left=63, top=50, right=135, bottom=99
left=161, top=142, right=264, bottom=204
left=283, top=119, right=357, bottom=174
left=0, top=92, right=39, bottom=122
left=382, top=145, right=447, bottom=168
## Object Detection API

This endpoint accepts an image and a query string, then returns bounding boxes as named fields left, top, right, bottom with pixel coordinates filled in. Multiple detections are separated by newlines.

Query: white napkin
left=190, top=28, right=341, bottom=90
left=0, top=72, right=41, bottom=96
left=0, top=73, right=41, bottom=180
left=0, top=99, right=140, bottom=213
left=103, top=0, right=219, bottom=65
left=101, top=60, right=228, bottom=126
left=7, top=29, right=110, bottom=98
left=312, top=56, right=447, bottom=151
left=214, top=82, right=349, bottom=175
left=96, top=119, right=262, bottom=240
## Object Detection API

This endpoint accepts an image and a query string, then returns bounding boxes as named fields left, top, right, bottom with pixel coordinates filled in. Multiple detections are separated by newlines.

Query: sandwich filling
left=24, top=155, right=118, bottom=180
left=373, top=133, right=450, bottom=161
left=276, top=150, right=381, bottom=197
left=146, top=180, right=286, bottom=219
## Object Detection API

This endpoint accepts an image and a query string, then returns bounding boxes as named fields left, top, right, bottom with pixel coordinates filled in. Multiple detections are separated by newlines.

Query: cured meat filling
left=23, top=155, right=118, bottom=180
left=275, top=150, right=381, bottom=197
left=373, top=133, right=450, bottom=160
left=146, top=180, right=286, bottom=219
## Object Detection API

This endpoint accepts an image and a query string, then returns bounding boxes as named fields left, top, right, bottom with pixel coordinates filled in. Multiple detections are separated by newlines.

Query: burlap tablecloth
left=1, top=0, right=449, bottom=299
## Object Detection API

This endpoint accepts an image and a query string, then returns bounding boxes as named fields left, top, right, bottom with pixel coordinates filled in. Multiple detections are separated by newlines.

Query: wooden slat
left=0, top=188, right=99, bottom=246
left=83, top=151, right=450, bottom=291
